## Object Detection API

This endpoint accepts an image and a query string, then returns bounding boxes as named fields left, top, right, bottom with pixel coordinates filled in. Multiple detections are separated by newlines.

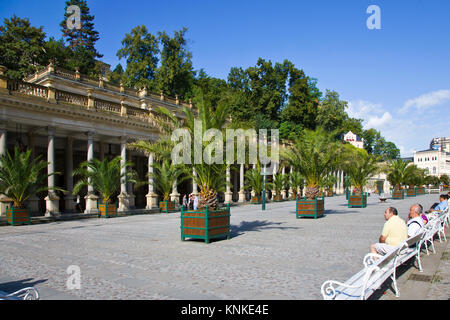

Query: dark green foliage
left=0, top=15, right=46, bottom=79
left=362, top=128, right=400, bottom=160
left=117, top=25, right=159, bottom=90
left=60, top=0, right=101, bottom=58
left=156, top=27, right=194, bottom=100
left=0, top=147, right=62, bottom=207
left=108, top=63, right=124, bottom=85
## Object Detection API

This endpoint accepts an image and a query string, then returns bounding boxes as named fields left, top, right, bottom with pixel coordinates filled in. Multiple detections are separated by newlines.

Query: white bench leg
left=391, top=273, right=400, bottom=298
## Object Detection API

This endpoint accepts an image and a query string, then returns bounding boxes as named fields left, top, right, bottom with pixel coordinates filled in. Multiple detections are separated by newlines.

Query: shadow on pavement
left=230, top=220, right=300, bottom=237
left=0, top=278, right=48, bottom=294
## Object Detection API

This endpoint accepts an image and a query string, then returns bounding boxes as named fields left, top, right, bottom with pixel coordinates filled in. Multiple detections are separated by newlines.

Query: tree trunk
left=305, top=185, right=320, bottom=200
left=199, top=189, right=218, bottom=210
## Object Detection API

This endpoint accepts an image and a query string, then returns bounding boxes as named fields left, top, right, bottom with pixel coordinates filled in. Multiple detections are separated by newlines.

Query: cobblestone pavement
left=0, top=194, right=442, bottom=300
left=426, top=237, right=450, bottom=300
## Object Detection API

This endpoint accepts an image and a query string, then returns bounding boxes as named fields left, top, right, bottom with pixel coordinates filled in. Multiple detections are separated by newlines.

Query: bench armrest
left=3, top=287, right=39, bottom=300
left=363, top=253, right=382, bottom=268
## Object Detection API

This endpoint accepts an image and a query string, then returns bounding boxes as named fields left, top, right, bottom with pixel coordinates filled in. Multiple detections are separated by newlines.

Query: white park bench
left=422, top=208, right=449, bottom=254
left=0, top=287, right=39, bottom=300
left=321, top=232, right=424, bottom=300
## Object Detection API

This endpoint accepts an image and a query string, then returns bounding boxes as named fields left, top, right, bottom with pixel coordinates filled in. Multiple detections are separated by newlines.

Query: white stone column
left=84, top=131, right=99, bottom=214
left=251, top=163, right=256, bottom=198
left=288, top=167, right=294, bottom=199
left=192, top=168, right=198, bottom=196
left=238, top=163, right=245, bottom=203
left=0, top=126, right=6, bottom=157
left=170, top=181, right=180, bottom=204
left=126, top=152, right=135, bottom=208
left=146, top=153, right=158, bottom=209
left=64, top=137, right=75, bottom=212
left=118, top=136, right=131, bottom=212
left=225, top=166, right=233, bottom=204
left=272, top=162, right=278, bottom=200
left=282, top=165, right=288, bottom=199
left=0, top=126, right=9, bottom=216
left=45, top=127, right=60, bottom=216
left=26, top=132, right=39, bottom=213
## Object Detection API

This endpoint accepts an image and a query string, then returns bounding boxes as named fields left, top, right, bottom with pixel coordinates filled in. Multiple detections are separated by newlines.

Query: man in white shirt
left=405, top=204, right=424, bottom=237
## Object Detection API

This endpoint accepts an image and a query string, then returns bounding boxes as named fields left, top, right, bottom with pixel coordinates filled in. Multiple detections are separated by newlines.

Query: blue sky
left=1, top=0, right=449, bottom=157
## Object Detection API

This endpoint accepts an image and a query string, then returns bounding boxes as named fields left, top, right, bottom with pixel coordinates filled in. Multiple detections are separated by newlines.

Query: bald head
left=409, top=204, right=421, bottom=218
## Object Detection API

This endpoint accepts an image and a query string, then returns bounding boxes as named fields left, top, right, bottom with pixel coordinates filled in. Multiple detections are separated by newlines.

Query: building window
left=433, top=167, right=437, bottom=174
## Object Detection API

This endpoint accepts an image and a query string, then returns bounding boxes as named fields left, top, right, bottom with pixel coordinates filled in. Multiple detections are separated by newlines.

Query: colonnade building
left=0, top=64, right=347, bottom=217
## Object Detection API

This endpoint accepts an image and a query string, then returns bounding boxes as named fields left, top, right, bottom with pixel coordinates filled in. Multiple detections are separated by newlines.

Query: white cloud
left=347, top=100, right=383, bottom=120
left=400, top=89, right=450, bottom=113
left=366, top=112, right=392, bottom=129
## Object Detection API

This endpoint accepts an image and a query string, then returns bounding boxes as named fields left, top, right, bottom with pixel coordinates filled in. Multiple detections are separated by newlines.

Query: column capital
left=47, top=126, right=56, bottom=136
left=85, top=131, right=96, bottom=139
left=120, top=136, right=128, bottom=144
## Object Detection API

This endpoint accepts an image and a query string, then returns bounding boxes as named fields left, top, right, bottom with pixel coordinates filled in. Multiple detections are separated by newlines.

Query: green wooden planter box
left=296, top=197, right=324, bottom=219
left=348, top=193, right=367, bottom=208
left=159, top=200, right=177, bottom=213
left=250, top=195, right=262, bottom=204
left=98, top=203, right=117, bottom=218
left=406, top=187, right=417, bottom=197
left=273, top=194, right=282, bottom=202
left=392, top=189, right=405, bottom=200
left=180, top=204, right=230, bottom=243
left=417, top=187, right=426, bottom=195
left=7, top=207, right=31, bottom=226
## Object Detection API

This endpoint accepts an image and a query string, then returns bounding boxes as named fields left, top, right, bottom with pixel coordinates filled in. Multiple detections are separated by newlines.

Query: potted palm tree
left=320, top=175, right=337, bottom=197
left=282, top=129, right=342, bottom=219
left=138, top=93, right=231, bottom=243
left=73, top=156, right=138, bottom=218
left=416, top=169, right=427, bottom=195
left=272, top=173, right=284, bottom=202
left=403, top=165, right=422, bottom=197
left=244, top=166, right=263, bottom=204
left=342, top=148, right=380, bottom=208
left=148, top=159, right=189, bottom=213
left=383, top=159, right=409, bottom=200
left=289, top=171, right=304, bottom=200
left=0, top=147, right=62, bottom=226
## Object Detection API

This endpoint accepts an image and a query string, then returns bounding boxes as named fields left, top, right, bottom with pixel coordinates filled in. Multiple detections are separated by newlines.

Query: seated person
left=370, top=207, right=408, bottom=255
left=425, top=194, right=448, bottom=213
left=405, top=204, right=425, bottom=237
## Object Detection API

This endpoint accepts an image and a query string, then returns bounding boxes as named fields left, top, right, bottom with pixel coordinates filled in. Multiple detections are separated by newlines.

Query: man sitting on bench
left=405, top=204, right=425, bottom=237
left=425, top=194, right=448, bottom=214
left=370, top=207, right=408, bottom=255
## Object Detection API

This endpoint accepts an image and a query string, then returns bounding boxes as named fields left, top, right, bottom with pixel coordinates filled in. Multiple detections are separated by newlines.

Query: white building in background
left=414, top=148, right=450, bottom=177
left=430, top=137, right=450, bottom=153
left=343, top=131, right=364, bottom=149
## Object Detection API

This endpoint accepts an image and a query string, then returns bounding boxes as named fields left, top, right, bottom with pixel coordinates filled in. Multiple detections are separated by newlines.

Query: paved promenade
left=0, top=194, right=446, bottom=300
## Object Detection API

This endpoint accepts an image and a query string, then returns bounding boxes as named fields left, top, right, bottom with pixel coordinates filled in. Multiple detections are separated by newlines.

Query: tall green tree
left=0, top=15, right=46, bottom=79
left=60, top=0, right=101, bottom=58
left=117, top=25, right=159, bottom=89
left=280, top=64, right=318, bottom=130
left=108, top=63, right=124, bottom=85
left=362, top=129, right=400, bottom=160
left=316, top=90, right=363, bottom=138
left=156, top=27, right=195, bottom=100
